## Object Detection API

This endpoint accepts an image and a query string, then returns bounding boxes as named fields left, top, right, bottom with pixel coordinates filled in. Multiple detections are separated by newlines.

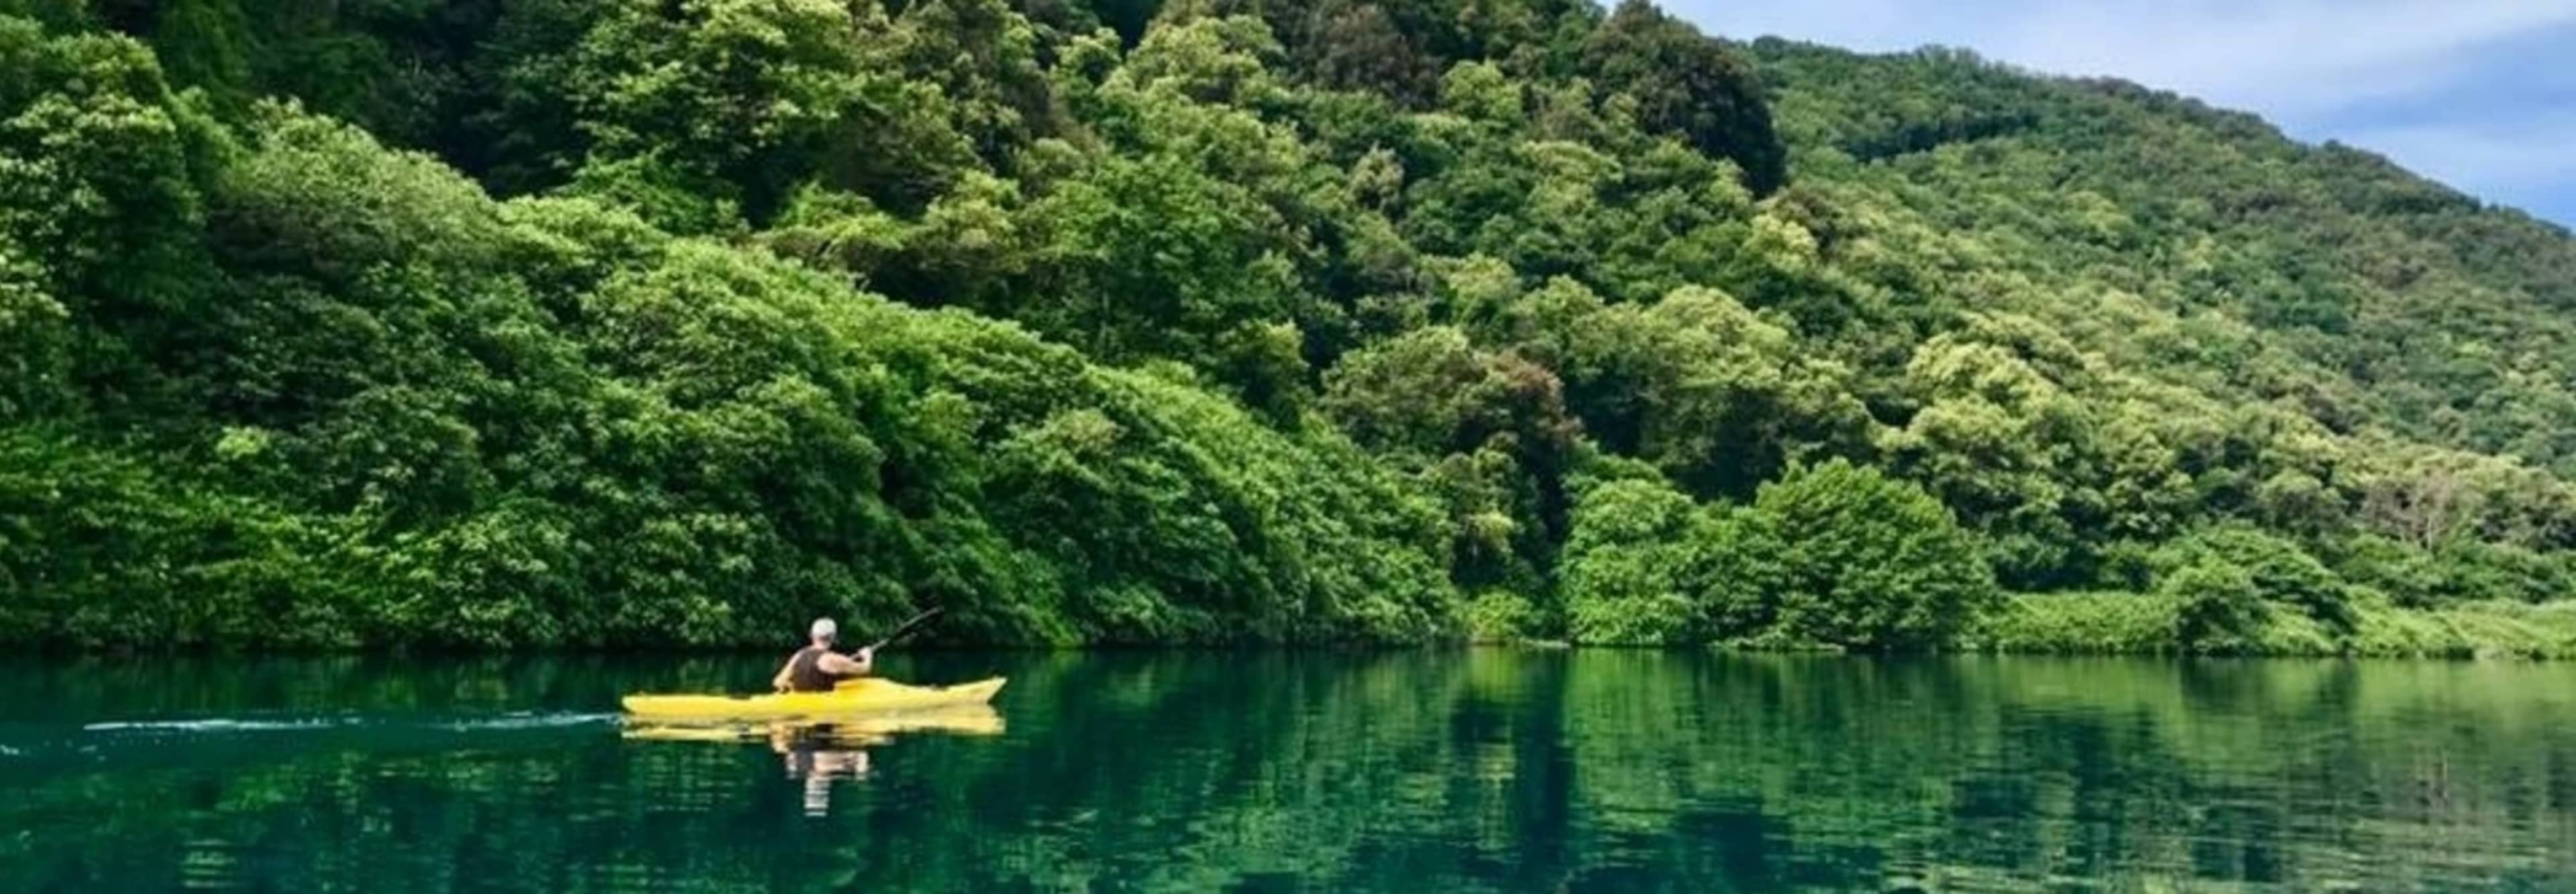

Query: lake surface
left=3, top=651, right=2573, bottom=892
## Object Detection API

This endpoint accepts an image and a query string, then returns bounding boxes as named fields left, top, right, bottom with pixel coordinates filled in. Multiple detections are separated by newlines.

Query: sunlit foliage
left=3, top=0, right=2575, bottom=652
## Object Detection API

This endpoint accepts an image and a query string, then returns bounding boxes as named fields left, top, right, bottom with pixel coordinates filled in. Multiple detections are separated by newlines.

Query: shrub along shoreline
left=1974, top=594, right=2576, bottom=659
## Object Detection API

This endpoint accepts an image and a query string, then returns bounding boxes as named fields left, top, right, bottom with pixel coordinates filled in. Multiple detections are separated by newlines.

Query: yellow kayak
left=621, top=703, right=1005, bottom=743
left=620, top=677, right=1007, bottom=723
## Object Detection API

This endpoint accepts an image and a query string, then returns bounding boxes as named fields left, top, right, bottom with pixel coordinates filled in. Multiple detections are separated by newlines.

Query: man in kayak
left=772, top=618, right=875, bottom=693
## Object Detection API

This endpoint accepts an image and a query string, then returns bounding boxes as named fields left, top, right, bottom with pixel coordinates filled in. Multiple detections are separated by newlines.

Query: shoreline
left=14, top=598, right=2573, bottom=661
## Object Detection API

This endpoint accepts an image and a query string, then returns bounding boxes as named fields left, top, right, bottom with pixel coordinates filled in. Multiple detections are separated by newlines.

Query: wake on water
left=0, top=712, right=623, bottom=764
left=81, top=717, right=347, bottom=733
left=79, top=712, right=621, bottom=734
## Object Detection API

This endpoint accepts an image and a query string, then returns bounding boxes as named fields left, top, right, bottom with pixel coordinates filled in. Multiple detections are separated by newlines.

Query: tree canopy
left=5, top=1, right=2575, bottom=653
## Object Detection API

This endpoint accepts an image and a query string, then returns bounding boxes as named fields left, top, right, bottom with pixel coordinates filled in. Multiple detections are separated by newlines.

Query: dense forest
left=2, top=0, right=2574, bottom=654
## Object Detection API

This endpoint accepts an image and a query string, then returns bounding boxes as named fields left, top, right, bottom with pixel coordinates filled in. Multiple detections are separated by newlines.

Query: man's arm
left=771, top=655, right=799, bottom=693
left=820, top=647, right=874, bottom=678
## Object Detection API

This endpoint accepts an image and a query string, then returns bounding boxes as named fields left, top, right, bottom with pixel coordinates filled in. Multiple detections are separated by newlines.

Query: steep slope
left=0, top=19, right=1453, bottom=647
left=1763, top=40, right=2576, bottom=469
left=4, top=1, right=2575, bottom=653
left=1750, top=42, right=2576, bottom=596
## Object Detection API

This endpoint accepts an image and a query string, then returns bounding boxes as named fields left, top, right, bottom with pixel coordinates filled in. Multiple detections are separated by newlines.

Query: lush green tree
left=1578, top=0, right=1783, bottom=194
left=561, top=0, right=882, bottom=227
left=0, top=15, right=229, bottom=420
left=1731, top=459, right=1998, bottom=650
left=1547, top=285, right=1873, bottom=499
left=2159, top=559, right=2266, bottom=654
left=76, top=0, right=488, bottom=152
left=1559, top=474, right=1705, bottom=645
left=1324, top=326, right=1576, bottom=592
left=0, top=0, right=89, bottom=29
left=459, top=0, right=612, bottom=193
left=890, top=0, right=1061, bottom=163
left=1295, top=0, right=1438, bottom=103
left=1019, top=151, right=1313, bottom=411
left=0, top=233, right=68, bottom=421
left=2153, top=525, right=2352, bottom=630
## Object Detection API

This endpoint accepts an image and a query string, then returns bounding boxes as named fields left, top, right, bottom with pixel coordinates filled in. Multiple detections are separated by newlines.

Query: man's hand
left=816, top=646, right=874, bottom=679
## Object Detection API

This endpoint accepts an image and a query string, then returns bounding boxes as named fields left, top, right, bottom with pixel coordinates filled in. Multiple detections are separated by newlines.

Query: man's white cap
left=810, top=618, right=838, bottom=640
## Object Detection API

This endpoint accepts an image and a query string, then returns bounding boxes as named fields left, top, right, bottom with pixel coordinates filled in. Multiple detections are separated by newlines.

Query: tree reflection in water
left=7, top=653, right=2576, bottom=892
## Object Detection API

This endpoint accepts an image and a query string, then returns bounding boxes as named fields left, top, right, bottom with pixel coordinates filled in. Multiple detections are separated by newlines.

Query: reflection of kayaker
left=772, top=724, right=870, bottom=817
left=771, top=618, right=875, bottom=693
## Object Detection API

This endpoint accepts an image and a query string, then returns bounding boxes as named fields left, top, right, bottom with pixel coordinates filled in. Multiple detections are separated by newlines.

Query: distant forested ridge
left=3, top=0, right=2574, bottom=654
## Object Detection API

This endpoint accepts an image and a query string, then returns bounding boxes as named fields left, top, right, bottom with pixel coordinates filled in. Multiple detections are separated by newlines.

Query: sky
left=1661, top=0, right=2576, bottom=227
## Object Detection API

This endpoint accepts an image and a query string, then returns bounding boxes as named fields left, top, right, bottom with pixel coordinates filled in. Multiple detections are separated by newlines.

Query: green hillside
left=3, top=0, right=2574, bottom=654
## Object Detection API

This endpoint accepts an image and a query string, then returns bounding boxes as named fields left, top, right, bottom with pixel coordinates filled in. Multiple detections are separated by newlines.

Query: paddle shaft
left=863, top=607, right=944, bottom=653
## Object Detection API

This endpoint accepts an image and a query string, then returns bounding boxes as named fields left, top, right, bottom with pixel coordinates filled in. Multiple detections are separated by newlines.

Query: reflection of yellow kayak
left=619, top=677, right=1006, bottom=722
left=621, top=703, right=1004, bottom=742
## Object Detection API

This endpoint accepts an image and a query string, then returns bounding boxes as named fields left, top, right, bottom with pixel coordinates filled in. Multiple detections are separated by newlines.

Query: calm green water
left=3, top=651, right=2573, bottom=892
